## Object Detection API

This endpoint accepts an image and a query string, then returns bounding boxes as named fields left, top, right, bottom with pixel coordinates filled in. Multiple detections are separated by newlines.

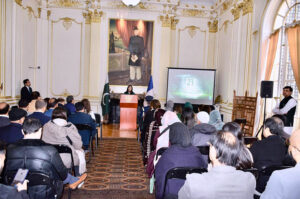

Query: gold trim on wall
left=208, top=19, right=218, bottom=33
left=50, top=18, right=83, bottom=97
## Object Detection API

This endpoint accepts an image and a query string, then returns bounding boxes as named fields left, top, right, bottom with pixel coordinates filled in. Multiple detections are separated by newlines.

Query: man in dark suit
left=68, top=102, right=97, bottom=149
left=0, top=102, right=10, bottom=128
left=0, top=108, right=27, bottom=144
left=128, top=26, right=144, bottom=82
left=27, top=100, right=50, bottom=126
left=20, top=79, right=32, bottom=103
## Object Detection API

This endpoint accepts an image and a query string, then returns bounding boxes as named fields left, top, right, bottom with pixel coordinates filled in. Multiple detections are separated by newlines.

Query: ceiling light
left=122, top=0, right=141, bottom=7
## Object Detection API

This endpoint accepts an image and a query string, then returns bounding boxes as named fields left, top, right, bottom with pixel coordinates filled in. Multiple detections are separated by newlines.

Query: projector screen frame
left=166, top=67, right=216, bottom=105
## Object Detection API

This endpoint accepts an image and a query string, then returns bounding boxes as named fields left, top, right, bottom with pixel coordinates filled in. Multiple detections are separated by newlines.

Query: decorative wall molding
left=231, top=4, right=241, bottom=21
left=83, top=10, right=103, bottom=24
left=240, top=0, right=253, bottom=16
left=48, top=0, right=84, bottom=8
left=208, top=19, right=218, bottom=33
left=160, top=14, right=178, bottom=30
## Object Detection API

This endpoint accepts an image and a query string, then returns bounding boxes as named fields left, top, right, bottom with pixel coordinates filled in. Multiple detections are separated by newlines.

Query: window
left=272, top=0, right=300, bottom=98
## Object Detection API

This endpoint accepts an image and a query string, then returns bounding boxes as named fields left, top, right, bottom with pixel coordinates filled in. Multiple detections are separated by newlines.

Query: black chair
left=243, top=167, right=259, bottom=179
left=53, top=144, right=76, bottom=199
left=75, top=124, right=94, bottom=163
left=243, top=136, right=258, bottom=145
left=53, top=144, right=75, bottom=175
left=95, top=113, right=102, bottom=146
left=197, top=146, right=210, bottom=155
left=4, top=171, right=66, bottom=199
left=163, top=167, right=207, bottom=198
left=155, top=147, right=168, bottom=160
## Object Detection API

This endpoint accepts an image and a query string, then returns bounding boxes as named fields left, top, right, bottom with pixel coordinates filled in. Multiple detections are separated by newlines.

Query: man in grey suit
left=178, top=131, right=256, bottom=199
left=261, top=129, right=300, bottom=199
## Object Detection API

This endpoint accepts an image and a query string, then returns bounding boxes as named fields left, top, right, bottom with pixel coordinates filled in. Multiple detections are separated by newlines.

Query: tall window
left=271, top=0, right=300, bottom=98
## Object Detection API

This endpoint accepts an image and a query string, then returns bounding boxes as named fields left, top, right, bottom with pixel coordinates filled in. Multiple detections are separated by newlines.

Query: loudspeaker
left=260, top=81, right=274, bottom=98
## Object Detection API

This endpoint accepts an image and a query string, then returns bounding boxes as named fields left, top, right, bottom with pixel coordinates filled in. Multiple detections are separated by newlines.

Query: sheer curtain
left=286, top=24, right=300, bottom=91
left=265, top=30, right=280, bottom=80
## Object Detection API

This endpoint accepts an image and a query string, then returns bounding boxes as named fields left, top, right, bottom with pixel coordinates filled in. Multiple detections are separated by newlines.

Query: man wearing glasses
left=261, top=129, right=300, bottom=199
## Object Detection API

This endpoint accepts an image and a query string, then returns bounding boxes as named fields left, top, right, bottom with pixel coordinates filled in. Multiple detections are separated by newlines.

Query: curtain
left=286, top=24, right=300, bottom=91
left=265, top=30, right=280, bottom=80
left=115, top=20, right=147, bottom=48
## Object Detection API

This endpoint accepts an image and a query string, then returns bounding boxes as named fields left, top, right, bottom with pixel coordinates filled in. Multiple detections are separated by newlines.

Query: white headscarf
left=155, top=111, right=181, bottom=166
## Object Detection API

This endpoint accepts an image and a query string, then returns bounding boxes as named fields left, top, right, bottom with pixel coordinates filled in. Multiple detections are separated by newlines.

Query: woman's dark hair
left=126, top=85, right=133, bottom=93
left=222, top=122, right=243, bottom=140
left=264, top=117, right=284, bottom=136
left=236, top=146, right=253, bottom=170
left=52, top=107, right=68, bottom=120
left=200, top=105, right=211, bottom=114
left=82, top=99, right=91, bottom=113
left=210, top=130, right=242, bottom=167
left=174, top=104, right=182, bottom=114
left=18, top=99, right=29, bottom=108
left=31, top=91, right=40, bottom=100
left=169, top=122, right=191, bottom=147
left=23, top=118, right=42, bottom=135
left=182, top=108, right=195, bottom=129
left=151, top=99, right=161, bottom=109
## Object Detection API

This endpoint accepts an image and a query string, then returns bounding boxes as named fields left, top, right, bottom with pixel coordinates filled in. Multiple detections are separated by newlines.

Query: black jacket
left=20, top=86, right=32, bottom=102
left=3, top=139, right=68, bottom=199
left=0, top=184, right=29, bottom=199
left=0, top=116, right=10, bottom=128
left=250, top=135, right=287, bottom=169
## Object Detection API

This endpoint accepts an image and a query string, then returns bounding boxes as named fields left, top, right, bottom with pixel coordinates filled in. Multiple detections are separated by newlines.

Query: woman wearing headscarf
left=143, top=108, right=165, bottom=165
left=208, top=109, right=224, bottom=130
left=155, top=123, right=207, bottom=199
left=146, top=111, right=181, bottom=177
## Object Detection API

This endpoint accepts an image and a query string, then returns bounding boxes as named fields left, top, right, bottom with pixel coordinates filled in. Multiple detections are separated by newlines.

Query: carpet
left=62, top=138, right=155, bottom=199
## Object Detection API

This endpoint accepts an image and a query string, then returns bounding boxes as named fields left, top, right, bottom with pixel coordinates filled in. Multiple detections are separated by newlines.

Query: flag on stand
left=146, top=76, right=154, bottom=98
left=101, top=76, right=110, bottom=117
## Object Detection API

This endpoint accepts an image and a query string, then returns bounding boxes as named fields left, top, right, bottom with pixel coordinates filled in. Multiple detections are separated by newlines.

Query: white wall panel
left=50, top=19, right=82, bottom=97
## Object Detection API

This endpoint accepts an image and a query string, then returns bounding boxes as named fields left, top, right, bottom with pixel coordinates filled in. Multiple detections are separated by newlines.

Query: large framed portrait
left=108, top=19, right=153, bottom=86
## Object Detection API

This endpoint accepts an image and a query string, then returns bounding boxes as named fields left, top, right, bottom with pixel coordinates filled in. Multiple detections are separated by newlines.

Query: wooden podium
left=120, top=94, right=138, bottom=130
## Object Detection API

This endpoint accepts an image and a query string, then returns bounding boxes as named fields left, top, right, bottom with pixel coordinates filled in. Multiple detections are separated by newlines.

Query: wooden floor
left=100, top=124, right=138, bottom=139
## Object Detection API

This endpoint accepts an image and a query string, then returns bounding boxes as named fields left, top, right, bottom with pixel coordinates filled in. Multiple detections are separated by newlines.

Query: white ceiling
left=180, top=0, right=218, bottom=5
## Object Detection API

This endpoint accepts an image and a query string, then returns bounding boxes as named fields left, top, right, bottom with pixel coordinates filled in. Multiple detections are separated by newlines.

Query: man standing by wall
left=20, top=79, right=32, bottom=103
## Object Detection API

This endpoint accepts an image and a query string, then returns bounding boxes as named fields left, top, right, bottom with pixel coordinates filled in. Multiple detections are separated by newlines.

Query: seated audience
left=0, top=108, right=27, bottom=144
left=178, top=131, right=256, bottom=199
left=222, top=122, right=243, bottom=140
left=249, top=117, right=287, bottom=192
left=57, top=98, right=66, bottom=107
left=173, top=104, right=183, bottom=120
left=44, top=98, right=58, bottom=118
left=27, top=100, right=50, bottom=126
left=27, top=91, right=41, bottom=113
left=165, top=100, right=174, bottom=111
left=0, top=141, right=30, bottom=199
left=190, top=111, right=213, bottom=146
left=143, top=108, right=165, bottom=165
left=0, top=103, right=10, bottom=128
left=3, top=118, right=87, bottom=198
left=250, top=117, right=287, bottom=169
left=222, top=122, right=253, bottom=169
left=141, top=99, right=161, bottom=143
left=261, top=129, right=300, bottom=199
left=182, top=108, right=196, bottom=129
left=184, top=102, right=193, bottom=110
left=65, top=95, right=76, bottom=116
left=42, top=107, right=85, bottom=175
left=208, top=110, right=224, bottom=130
left=82, top=99, right=95, bottom=121
left=155, top=122, right=207, bottom=199
left=18, top=99, right=29, bottom=115
left=68, top=102, right=97, bottom=150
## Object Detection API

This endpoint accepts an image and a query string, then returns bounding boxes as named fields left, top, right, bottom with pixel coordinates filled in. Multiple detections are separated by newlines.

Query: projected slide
left=167, top=68, right=215, bottom=105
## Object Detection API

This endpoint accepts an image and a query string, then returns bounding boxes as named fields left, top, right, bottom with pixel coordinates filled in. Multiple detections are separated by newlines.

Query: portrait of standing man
left=128, top=26, right=144, bottom=83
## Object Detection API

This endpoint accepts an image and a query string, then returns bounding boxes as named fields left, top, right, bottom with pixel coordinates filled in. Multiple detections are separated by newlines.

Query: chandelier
left=121, top=0, right=141, bottom=7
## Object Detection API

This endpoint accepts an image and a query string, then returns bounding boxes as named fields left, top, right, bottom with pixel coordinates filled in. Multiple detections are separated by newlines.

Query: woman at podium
left=124, top=85, right=135, bottom=95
